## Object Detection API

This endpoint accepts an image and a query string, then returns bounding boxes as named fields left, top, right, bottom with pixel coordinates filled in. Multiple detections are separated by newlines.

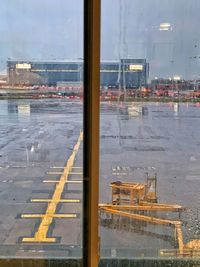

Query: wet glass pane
left=100, top=0, right=200, bottom=262
left=0, top=0, right=83, bottom=259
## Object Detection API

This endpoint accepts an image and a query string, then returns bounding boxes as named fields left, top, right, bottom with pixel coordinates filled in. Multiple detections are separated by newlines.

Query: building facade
left=7, top=59, right=149, bottom=88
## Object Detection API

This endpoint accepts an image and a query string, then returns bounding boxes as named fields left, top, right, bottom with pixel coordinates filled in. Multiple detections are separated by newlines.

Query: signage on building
left=16, top=63, right=31, bottom=69
left=129, top=64, right=143, bottom=71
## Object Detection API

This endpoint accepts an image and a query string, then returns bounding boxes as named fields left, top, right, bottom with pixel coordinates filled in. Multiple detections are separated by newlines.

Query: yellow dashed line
left=31, top=199, right=80, bottom=203
left=23, top=237, right=56, bottom=243
left=43, top=180, right=82, bottom=183
left=47, top=171, right=83, bottom=175
left=69, top=172, right=82, bottom=175
left=50, top=166, right=82, bottom=169
left=47, top=172, right=66, bottom=175
left=21, top=214, right=77, bottom=218
left=22, top=131, right=83, bottom=243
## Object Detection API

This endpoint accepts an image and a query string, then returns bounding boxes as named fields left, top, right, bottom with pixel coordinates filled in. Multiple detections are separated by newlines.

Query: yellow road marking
left=50, top=166, right=82, bottom=169
left=47, top=172, right=65, bottom=174
left=22, top=237, right=56, bottom=242
left=22, top=131, right=83, bottom=243
left=43, top=180, right=82, bottom=183
left=21, top=214, right=77, bottom=218
left=31, top=199, right=80, bottom=203
left=47, top=171, right=82, bottom=175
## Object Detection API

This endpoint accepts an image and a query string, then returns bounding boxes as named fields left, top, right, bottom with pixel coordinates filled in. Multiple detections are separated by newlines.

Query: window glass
left=100, top=0, right=200, bottom=260
left=0, top=0, right=83, bottom=259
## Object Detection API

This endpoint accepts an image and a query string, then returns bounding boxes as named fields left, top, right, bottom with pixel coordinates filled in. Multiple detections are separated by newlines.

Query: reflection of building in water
left=7, top=101, right=31, bottom=118
left=18, top=104, right=30, bottom=116
left=0, top=100, right=8, bottom=115
left=7, top=100, right=18, bottom=114
left=174, top=103, right=179, bottom=114
left=128, top=103, right=148, bottom=117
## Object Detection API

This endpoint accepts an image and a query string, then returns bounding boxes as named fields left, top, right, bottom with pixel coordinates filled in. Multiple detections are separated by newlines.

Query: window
left=0, top=0, right=84, bottom=264
left=0, top=0, right=200, bottom=266
left=100, top=0, right=200, bottom=264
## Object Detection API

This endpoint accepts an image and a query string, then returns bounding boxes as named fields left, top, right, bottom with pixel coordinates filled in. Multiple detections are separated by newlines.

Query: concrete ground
left=0, top=99, right=199, bottom=258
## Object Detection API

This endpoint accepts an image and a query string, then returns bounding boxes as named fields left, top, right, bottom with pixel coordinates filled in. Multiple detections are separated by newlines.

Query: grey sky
left=1, top=0, right=200, bottom=79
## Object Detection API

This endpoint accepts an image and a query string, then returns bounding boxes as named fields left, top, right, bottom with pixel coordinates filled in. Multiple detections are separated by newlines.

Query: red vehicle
left=155, top=89, right=169, bottom=97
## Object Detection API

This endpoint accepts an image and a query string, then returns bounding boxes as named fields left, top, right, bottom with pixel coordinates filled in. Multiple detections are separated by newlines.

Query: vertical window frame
left=83, top=0, right=101, bottom=266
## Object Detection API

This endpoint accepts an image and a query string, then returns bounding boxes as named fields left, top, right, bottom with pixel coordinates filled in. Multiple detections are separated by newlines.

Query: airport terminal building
left=7, top=59, right=149, bottom=88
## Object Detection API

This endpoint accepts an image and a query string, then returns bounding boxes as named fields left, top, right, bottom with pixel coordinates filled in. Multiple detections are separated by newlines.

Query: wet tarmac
left=0, top=99, right=83, bottom=258
left=100, top=101, right=200, bottom=257
left=0, top=99, right=200, bottom=258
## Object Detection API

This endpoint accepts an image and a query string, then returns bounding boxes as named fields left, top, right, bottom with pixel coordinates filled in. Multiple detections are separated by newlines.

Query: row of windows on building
left=7, top=59, right=149, bottom=88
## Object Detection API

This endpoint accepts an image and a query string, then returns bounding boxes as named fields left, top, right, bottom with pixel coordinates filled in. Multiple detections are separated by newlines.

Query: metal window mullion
left=83, top=0, right=101, bottom=266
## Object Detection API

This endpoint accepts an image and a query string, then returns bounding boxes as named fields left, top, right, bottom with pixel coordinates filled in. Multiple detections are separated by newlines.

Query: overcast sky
left=1, top=0, right=200, bottom=79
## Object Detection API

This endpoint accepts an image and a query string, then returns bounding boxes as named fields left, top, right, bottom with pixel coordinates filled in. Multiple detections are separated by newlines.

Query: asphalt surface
left=100, top=101, right=200, bottom=257
left=0, top=99, right=200, bottom=258
left=0, top=99, right=83, bottom=258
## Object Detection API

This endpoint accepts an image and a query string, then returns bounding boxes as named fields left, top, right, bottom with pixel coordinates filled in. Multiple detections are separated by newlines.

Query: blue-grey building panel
left=7, top=60, right=149, bottom=88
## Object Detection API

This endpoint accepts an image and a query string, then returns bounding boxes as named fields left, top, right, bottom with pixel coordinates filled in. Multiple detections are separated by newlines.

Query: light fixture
left=159, top=22, right=171, bottom=31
